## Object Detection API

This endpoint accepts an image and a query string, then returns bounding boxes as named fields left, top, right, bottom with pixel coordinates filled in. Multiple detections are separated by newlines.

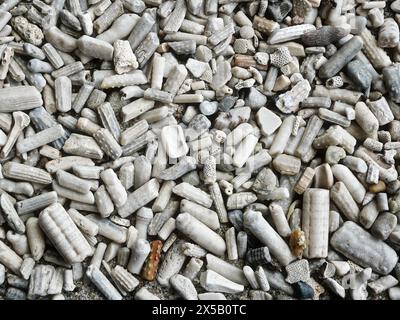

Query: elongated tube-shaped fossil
left=332, top=164, right=366, bottom=204
left=118, top=178, right=160, bottom=218
left=86, top=265, right=122, bottom=300
left=39, top=203, right=93, bottom=264
left=93, top=0, right=123, bottom=34
left=0, top=86, right=42, bottom=112
left=0, top=240, right=22, bottom=275
left=331, top=221, right=398, bottom=275
left=243, top=210, right=295, bottom=266
left=128, top=12, right=155, bottom=51
left=16, top=191, right=57, bottom=215
left=359, top=28, right=392, bottom=70
left=318, top=36, right=363, bottom=79
left=330, top=181, right=360, bottom=222
left=173, top=182, right=213, bottom=208
left=302, top=189, right=329, bottom=259
left=16, top=125, right=65, bottom=154
left=176, top=213, right=226, bottom=256
left=3, top=162, right=52, bottom=184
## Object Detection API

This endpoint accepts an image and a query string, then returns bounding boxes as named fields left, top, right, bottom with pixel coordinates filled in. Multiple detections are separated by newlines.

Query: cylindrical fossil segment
left=38, top=203, right=93, bottom=264
left=302, top=189, right=330, bottom=259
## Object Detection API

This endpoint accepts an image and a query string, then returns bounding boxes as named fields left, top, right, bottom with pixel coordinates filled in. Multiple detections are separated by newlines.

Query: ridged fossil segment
left=29, top=107, right=70, bottom=150
left=0, top=0, right=400, bottom=302
left=0, top=86, right=42, bottom=112
left=3, top=162, right=52, bottom=185
left=16, top=191, right=57, bottom=215
left=118, top=178, right=160, bottom=218
left=38, top=203, right=92, bottom=264
left=318, top=36, right=363, bottom=79
left=63, top=134, right=104, bottom=160
left=301, top=26, right=349, bottom=47
left=302, top=189, right=329, bottom=259
left=93, top=128, right=122, bottom=160
left=173, top=182, right=212, bottom=208
left=244, top=210, right=295, bottom=266
left=331, top=222, right=398, bottom=275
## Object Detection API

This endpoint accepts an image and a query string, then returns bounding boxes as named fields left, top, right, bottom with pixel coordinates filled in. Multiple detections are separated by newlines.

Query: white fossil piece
left=276, top=79, right=311, bottom=114
left=368, top=275, right=398, bottom=295
left=56, top=169, right=92, bottom=194
left=39, top=203, right=93, bottom=264
left=226, top=192, right=257, bottom=210
left=170, top=274, right=198, bottom=300
left=331, top=221, right=398, bottom=275
left=182, top=242, right=207, bottom=258
left=173, top=182, right=212, bottom=208
left=160, top=125, right=188, bottom=159
left=367, top=97, right=394, bottom=127
left=111, top=265, right=139, bottom=292
left=62, top=134, right=104, bottom=160
left=52, top=181, right=95, bottom=204
left=100, top=168, right=127, bottom=208
left=127, top=238, right=150, bottom=275
left=0, top=240, right=22, bottom=275
left=198, top=292, right=227, bottom=300
left=331, top=164, right=366, bottom=204
left=233, top=134, right=259, bottom=168
left=268, top=24, right=316, bottom=44
left=180, top=199, right=220, bottom=231
left=157, top=240, right=186, bottom=287
left=134, top=287, right=161, bottom=300
left=359, top=27, right=392, bottom=69
left=113, top=40, right=138, bottom=74
left=86, top=214, right=127, bottom=244
left=135, top=207, right=153, bottom=240
left=134, top=155, right=152, bottom=189
left=17, top=125, right=65, bottom=154
left=324, top=278, right=346, bottom=299
left=63, top=269, right=75, bottom=292
left=302, top=189, right=330, bottom=259
left=67, top=208, right=98, bottom=238
left=1, top=111, right=30, bottom=159
left=28, top=264, right=55, bottom=298
left=118, top=178, right=160, bottom=218
left=90, top=242, right=107, bottom=269
left=26, top=217, right=45, bottom=261
left=152, top=181, right=176, bottom=213
left=243, top=265, right=259, bottom=289
left=20, top=257, right=35, bottom=281
left=256, top=107, right=282, bottom=136
left=378, top=18, right=399, bottom=48
left=158, top=217, right=176, bottom=241
left=269, top=203, right=291, bottom=237
left=176, top=213, right=226, bottom=256
left=225, top=227, right=238, bottom=261
left=200, top=270, right=244, bottom=294
left=244, top=210, right=295, bottom=266
left=206, top=253, right=248, bottom=285
left=269, top=115, right=296, bottom=157
left=7, top=231, right=28, bottom=256
left=94, top=185, right=114, bottom=218
left=225, top=123, right=254, bottom=147
left=86, top=265, right=122, bottom=300
left=1, top=194, right=25, bottom=234
left=183, top=257, right=203, bottom=281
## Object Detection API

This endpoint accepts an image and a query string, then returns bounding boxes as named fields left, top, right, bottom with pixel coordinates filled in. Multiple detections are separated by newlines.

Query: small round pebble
left=199, top=101, right=218, bottom=116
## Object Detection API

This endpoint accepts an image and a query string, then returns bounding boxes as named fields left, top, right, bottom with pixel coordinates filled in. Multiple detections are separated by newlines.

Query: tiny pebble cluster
left=1, top=0, right=400, bottom=301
